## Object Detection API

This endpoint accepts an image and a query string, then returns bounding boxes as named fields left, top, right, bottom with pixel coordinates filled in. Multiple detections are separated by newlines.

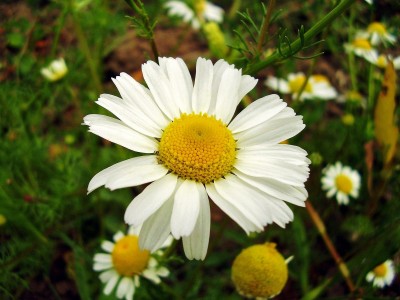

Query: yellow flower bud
left=232, top=243, right=288, bottom=299
left=203, top=22, right=228, bottom=58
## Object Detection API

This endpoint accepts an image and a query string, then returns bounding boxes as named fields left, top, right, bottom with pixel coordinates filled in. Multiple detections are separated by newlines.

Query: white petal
left=265, top=77, right=290, bottom=93
left=206, top=183, right=261, bottom=234
left=103, top=272, right=119, bottom=295
left=234, top=158, right=309, bottom=187
left=83, top=114, right=158, bottom=153
left=228, top=95, right=286, bottom=133
left=208, top=59, right=234, bottom=115
left=113, top=231, right=125, bottom=242
left=98, top=92, right=161, bottom=138
left=204, top=2, right=224, bottom=22
left=235, top=116, right=305, bottom=148
left=182, top=183, right=210, bottom=260
left=124, top=173, right=178, bottom=227
left=117, top=73, right=170, bottom=129
left=93, top=253, right=112, bottom=263
left=93, top=262, right=112, bottom=271
left=117, top=277, right=132, bottom=299
left=233, top=169, right=307, bottom=206
left=88, top=156, right=167, bottom=193
left=124, top=279, right=135, bottom=300
left=142, top=269, right=161, bottom=284
left=238, top=75, right=258, bottom=102
left=139, top=196, right=174, bottom=252
left=99, top=269, right=118, bottom=283
left=101, top=241, right=115, bottom=253
left=170, top=180, right=201, bottom=238
left=192, top=58, right=214, bottom=113
left=215, top=68, right=242, bottom=123
left=214, top=175, right=270, bottom=228
left=142, top=61, right=180, bottom=119
left=165, top=58, right=193, bottom=114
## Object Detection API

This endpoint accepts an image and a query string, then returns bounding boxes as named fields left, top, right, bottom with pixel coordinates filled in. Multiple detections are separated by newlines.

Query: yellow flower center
left=158, top=113, right=236, bottom=183
left=194, top=0, right=206, bottom=16
left=335, top=174, right=353, bottom=194
left=288, top=75, right=312, bottom=93
left=312, top=74, right=329, bottom=83
left=373, top=263, right=388, bottom=278
left=376, top=55, right=387, bottom=68
left=112, top=235, right=150, bottom=276
left=367, top=22, right=387, bottom=35
left=231, top=243, right=288, bottom=299
left=352, top=38, right=372, bottom=50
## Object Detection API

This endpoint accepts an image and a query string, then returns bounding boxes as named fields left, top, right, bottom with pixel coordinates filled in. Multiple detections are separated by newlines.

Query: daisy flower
left=321, top=162, right=361, bottom=205
left=364, top=52, right=400, bottom=69
left=344, top=37, right=377, bottom=60
left=265, top=73, right=337, bottom=101
left=84, top=57, right=310, bottom=260
left=366, top=259, right=396, bottom=288
left=358, top=22, right=396, bottom=46
left=40, top=58, right=68, bottom=82
left=93, top=226, right=170, bottom=300
left=165, top=0, right=224, bottom=29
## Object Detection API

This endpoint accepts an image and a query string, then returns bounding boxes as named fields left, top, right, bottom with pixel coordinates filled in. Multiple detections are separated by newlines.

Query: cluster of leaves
left=1, top=0, right=399, bottom=299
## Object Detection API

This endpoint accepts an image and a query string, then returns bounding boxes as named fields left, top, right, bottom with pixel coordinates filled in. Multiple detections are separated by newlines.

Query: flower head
left=231, top=243, right=288, bottom=299
left=364, top=52, right=400, bottom=69
left=165, top=0, right=223, bottom=29
left=321, top=162, right=361, bottom=205
left=366, top=259, right=396, bottom=288
left=265, top=73, right=337, bottom=101
left=357, top=22, right=396, bottom=46
left=85, top=57, right=310, bottom=260
left=93, top=227, right=170, bottom=300
left=40, top=58, right=68, bottom=82
left=344, top=38, right=377, bottom=60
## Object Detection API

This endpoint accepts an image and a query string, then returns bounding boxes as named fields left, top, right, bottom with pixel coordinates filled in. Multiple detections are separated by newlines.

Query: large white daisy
left=366, top=259, right=396, bottom=288
left=84, top=57, right=310, bottom=260
left=93, top=226, right=170, bottom=300
left=321, top=162, right=361, bottom=205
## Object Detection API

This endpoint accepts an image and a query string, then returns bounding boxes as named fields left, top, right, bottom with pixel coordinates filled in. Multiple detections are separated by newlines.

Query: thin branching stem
left=305, top=201, right=356, bottom=293
left=246, top=0, right=356, bottom=75
left=257, top=0, right=276, bottom=53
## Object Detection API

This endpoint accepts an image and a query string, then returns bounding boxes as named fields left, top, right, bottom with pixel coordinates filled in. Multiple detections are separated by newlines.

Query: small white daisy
left=366, top=259, right=396, bottom=288
left=265, top=73, right=337, bottom=101
left=84, top=57, right=310, bottom=261
left=357, top=22, right=396, bottom=46
left=93, top=226, right=170, bottom=300
left=321, top=162, right=361, bottom=205
left=40, top=58, right=68, bottom=82
left=364, top=52, right=400, bottom=69
left=165, top=0, right=224, bottom=29
left=344, top=37, right=377, bottom=60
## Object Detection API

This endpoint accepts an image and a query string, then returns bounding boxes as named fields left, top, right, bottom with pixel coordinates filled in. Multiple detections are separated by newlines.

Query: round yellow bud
left=231, top=243, right=288, bottom=299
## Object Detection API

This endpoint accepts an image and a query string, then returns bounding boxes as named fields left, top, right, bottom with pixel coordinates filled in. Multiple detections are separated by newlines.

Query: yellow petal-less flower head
left=232, top=243, right=288, bottom=299
left=341, top=113, right=355, bottom=126
left=0, top=214, right=6, bottom=226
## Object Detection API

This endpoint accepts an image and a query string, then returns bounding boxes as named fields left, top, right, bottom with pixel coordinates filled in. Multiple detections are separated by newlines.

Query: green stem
left=347, top=6, right=358, bottom=92
left=257, top=0, right=276, bottom=53
left=228, top=0, right=241, bottom=19
left=245, top=0, right=356, bottom=75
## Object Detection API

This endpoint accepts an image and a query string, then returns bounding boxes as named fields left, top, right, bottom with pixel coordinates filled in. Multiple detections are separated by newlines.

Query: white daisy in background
left=357, top=22, right=396, bottom=46
left=165, top=0, right=224, bottom=29
left=40, top=58, right=68, bottom=82
left=344, top=37, right=377, bottom=60
left=321, top=162, right=361, bottom=205
left=265, top=73, right=338, bottom=101
left=84, top=57, right=310, bottom=261
left=366, top=259, right=396, bottom=288
left=93, top=226, right=170, bottom=300
left=364, top=52, right=400, bottom=69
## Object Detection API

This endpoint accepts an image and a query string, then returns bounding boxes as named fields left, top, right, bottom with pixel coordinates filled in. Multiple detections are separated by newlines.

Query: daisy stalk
left=256, top=0, right=276, bottom=53
left=245, top=0, right=356, bottom=75
left=305, top=201, right=356, bottom=293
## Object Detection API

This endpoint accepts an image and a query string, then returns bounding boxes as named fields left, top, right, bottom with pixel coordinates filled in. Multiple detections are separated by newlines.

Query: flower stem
left=246, top=0, right=356, bottom=75
left=257, top=0, right=276, bottom=53
left=305, top=201, right=356, bottom=293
